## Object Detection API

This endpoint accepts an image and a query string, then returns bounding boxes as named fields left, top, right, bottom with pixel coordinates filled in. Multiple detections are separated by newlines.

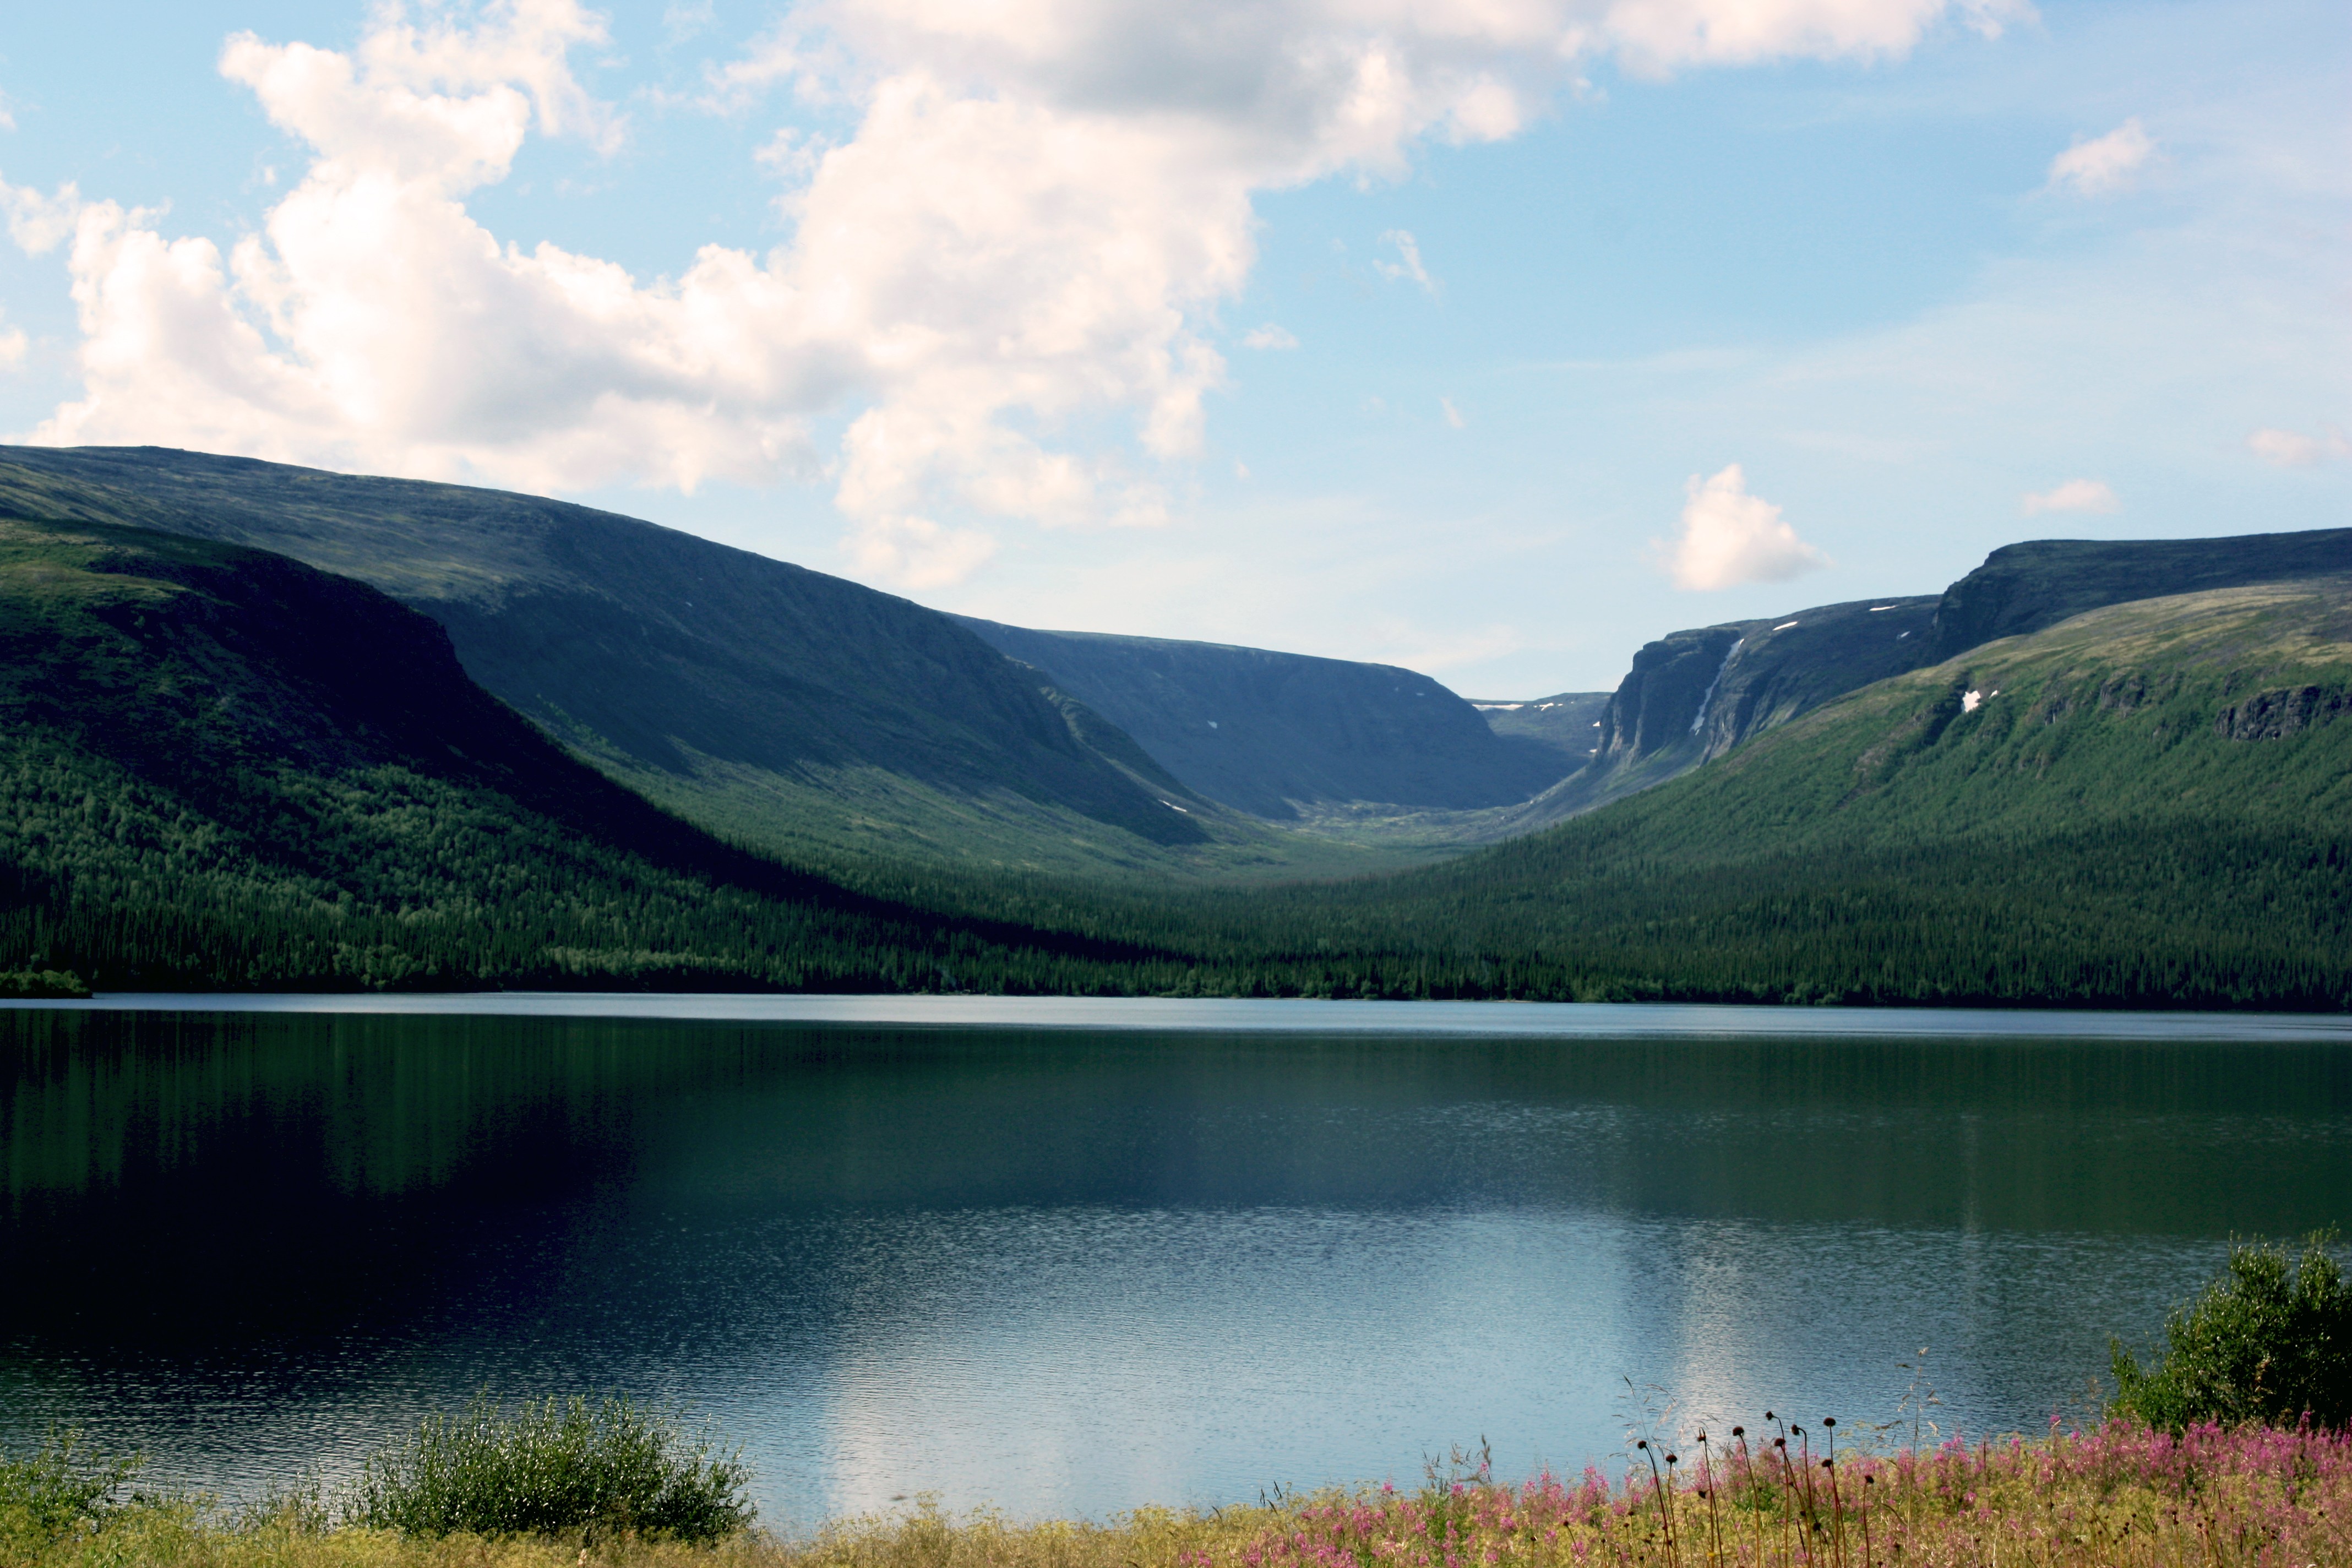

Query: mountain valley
left=0, top=443, right=2345, bottom=1007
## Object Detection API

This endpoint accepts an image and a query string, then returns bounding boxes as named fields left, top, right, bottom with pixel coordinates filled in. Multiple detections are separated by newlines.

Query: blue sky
left=1, top=0, right=2343, bottom=694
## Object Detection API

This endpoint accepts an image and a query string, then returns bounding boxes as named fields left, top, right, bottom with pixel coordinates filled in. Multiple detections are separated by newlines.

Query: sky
left=0, top=0, right=2344, bottom=696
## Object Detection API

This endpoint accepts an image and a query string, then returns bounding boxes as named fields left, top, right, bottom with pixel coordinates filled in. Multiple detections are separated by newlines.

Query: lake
left=3, top=995, right=2349, bottom=1527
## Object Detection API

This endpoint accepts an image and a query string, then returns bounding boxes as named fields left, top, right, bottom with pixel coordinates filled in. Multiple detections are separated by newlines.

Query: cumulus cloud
left=4, top=0, right=2028, bottom=587
left=1441, top=396, right=1464, bottom=428
left=1661, top=463, right=1828, bottom=590
left=1242, top=324, right=1298, bottom=350
left=2247, top=427, right=2349, bottom=467
left=2021, top=478, right=2119, bottom=514
left=0, top=321, right=24, bottom=368
left=2045, top=118, right=2155, bottom=196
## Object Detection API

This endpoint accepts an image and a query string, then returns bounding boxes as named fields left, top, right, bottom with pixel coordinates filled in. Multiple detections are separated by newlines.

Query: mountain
left=4, top=502, right=2344, bottom=1008
left=0, top=510, right=1173, bottom=992
left=1179, top=573, right=2352, bottom=1008
left=1518, top=525, right=2352, bottom=824
left=1923, top=528, right=2352, bottom=660
left=0, top=446, right=1375, bottom=880
left=1466, top=691, right=1614, bottom=766
left=952, top=619, right=1575, bottom=817
left=1527, top=594, right=1942, bottom=815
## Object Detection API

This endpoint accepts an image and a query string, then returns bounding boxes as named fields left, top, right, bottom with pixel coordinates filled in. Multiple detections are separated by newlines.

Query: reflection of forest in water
left=4, top=1020, right=2352, bottom=1222
left=6, top=1008, right=2349, bottom=1228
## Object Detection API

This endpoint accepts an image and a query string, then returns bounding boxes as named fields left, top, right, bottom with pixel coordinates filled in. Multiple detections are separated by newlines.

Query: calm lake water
left=4, top=996, right=2349, bottom=1527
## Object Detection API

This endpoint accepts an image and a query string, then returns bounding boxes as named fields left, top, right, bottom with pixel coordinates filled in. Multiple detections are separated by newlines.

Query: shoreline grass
left=7, top=1418, right=2348, bottom=1568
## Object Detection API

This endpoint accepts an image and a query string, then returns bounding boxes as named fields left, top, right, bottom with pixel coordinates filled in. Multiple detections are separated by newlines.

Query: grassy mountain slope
left=954, top=618, right=1573, bottom=816
left=0, top=513, right=1183, bottom=992
left=0, top=447, right=1409, bottom=882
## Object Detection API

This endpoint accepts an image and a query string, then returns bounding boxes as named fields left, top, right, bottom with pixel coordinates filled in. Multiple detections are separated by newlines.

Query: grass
left=5, top=1419, right=2348, bottom=1567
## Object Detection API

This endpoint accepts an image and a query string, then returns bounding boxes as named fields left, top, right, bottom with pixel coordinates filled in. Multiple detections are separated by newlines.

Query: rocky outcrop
left=1524, top=596, right=1940, bottom=818
left=2215, top=685, right=2352, bottom=741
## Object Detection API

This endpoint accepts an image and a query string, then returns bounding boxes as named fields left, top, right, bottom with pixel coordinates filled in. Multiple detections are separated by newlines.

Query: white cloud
left=2246, top=426, right=2349, bottom=467
left=1660, top=463, right=1828, bottom=590
left=1242, top=323, right=1298, bottom=350
left=2045, top=118, right=2155, bottom=196
left=1, top=178, right=80, bottom=254
left=0, top=322, right=24, bottom=368
left=1441, top=396, right=1464, bottom=428
left=2020, top=477, right=2119, bottom=514
left=0, top=93, right=16, bottom=134
left=1375, top=229, right=1436, bottom=294
left=4, top=0, right=2024, bottom=589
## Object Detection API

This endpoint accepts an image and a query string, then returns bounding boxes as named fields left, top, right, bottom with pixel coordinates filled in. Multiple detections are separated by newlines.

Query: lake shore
left=9, top=990, right=2352, bottom=1041
left=12, top=1421, right=2345, bottom=1568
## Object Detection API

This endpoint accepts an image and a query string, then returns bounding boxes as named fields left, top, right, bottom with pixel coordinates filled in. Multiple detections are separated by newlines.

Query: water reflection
left=1, top=1008, right=2346, bottom=1522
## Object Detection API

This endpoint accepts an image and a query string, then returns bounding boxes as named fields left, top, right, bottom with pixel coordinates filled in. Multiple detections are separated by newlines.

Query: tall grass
left=3, top=1419, right=2347, bottom=1566
left=0, top=1429, right=140, bottom=1550
left=1144, top=1418, right=2352, bottom=1568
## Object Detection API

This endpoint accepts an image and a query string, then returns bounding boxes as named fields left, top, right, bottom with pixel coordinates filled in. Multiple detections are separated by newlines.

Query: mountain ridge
left=0, top=447, right=1288, bottom=878
left=953, top=617, right=1573, bottom=817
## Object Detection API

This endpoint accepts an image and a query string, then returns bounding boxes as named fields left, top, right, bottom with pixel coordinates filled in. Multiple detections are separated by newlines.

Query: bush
left=0, top=1429, right=141, bottom=1549
left=0, top=968, right=89, bottom=999
left=2111, top=1234, right=2352, bottom=1431
left=345, top=1395, right=753, bottom=1544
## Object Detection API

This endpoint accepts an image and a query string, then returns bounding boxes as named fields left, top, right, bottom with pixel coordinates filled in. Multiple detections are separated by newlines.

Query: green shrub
left=345, top=1395, right=753, bottom=1544
left=0, top=1429, right=141, bottom=1549
left=2111, top=1234, right=2352, bottom=1431
left=0, top=968, right=89, bottom=999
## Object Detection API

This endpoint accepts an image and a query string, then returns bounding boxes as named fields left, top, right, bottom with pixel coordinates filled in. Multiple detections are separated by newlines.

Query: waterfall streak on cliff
left=1690, top=638, right=1745, bottom=737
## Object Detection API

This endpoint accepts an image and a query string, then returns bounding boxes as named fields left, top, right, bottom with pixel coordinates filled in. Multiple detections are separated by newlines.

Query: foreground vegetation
left=7, top=1421, right=2348, bottom=1567
left=6, top=1242, right=2348, bottom=1565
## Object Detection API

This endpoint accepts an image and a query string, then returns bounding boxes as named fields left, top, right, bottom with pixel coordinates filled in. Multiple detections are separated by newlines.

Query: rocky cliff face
left=1529, top=596, right=1940, bottom=816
